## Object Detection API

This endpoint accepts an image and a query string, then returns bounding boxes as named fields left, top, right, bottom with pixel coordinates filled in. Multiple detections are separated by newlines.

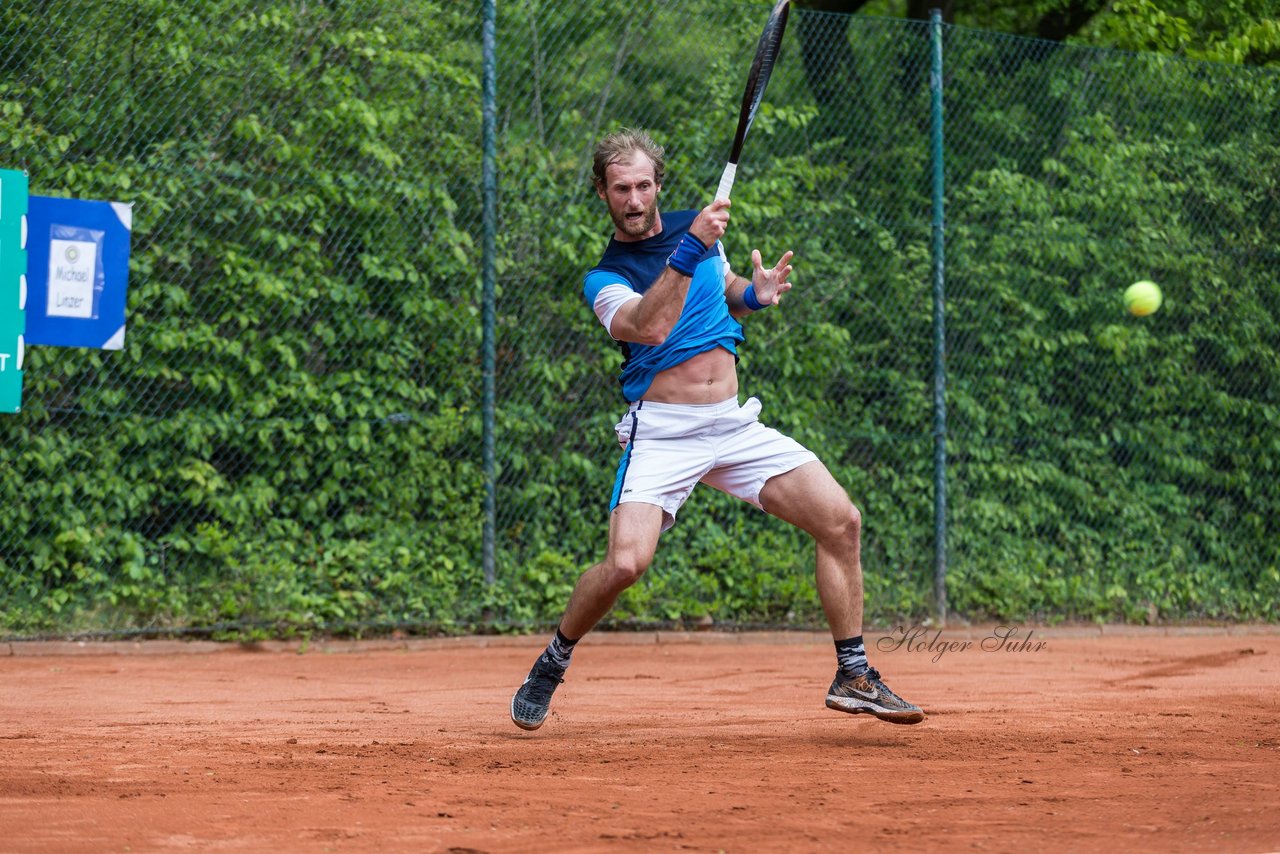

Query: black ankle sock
left=835, top=635, right=868, bottom=679
left=544, top=627, right=579, bottom=669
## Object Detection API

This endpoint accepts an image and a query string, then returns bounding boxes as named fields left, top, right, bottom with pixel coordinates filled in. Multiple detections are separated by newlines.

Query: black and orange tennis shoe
left=826, top=667, right=924, bottom=724
left=510, top=654, right=566, bottom=731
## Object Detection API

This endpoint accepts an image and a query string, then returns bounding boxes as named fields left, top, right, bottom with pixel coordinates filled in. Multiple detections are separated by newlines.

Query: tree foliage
left=827, top=0, right=1280, bottom=66
left=1087, top=0, right=1280, bottom=66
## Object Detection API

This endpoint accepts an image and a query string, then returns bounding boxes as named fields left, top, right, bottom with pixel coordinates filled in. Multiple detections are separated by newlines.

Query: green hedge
left=0, top=3, right=1275, bottom=635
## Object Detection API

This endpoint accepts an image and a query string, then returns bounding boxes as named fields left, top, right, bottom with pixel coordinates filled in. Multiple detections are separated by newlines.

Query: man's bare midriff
left=642, top=346, right=739, bottom=405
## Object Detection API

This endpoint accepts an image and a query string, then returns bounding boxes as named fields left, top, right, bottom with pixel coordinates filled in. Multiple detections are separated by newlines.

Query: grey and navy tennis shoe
left=510, top=654, right=566, bottom=731
left=826, top=667, right=924, bottom=724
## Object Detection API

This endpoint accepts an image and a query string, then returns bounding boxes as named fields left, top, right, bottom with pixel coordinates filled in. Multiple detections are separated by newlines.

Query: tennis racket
left=715, top=0, right=791, bottom=201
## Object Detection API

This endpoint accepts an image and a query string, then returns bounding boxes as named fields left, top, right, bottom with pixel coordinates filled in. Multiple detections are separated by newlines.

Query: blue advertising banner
left=24, top=194, right=132, bottom=350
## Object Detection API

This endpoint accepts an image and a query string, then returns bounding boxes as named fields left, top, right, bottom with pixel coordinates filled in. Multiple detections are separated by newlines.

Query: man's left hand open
left=750, top=249, right=794, bottom=307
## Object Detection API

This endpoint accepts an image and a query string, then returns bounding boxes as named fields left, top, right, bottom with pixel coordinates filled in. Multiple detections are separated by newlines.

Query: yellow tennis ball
left=1124, top=280, right=1162, bottom=317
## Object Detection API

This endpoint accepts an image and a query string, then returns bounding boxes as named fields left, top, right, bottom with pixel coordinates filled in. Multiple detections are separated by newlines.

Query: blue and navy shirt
left=583, top=210, right=744, bottom=402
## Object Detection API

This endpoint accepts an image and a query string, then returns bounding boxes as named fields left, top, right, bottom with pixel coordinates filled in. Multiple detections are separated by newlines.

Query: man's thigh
left=757, top=459, right=855, bottom=537
left=604, top=501, right=666, bottom=567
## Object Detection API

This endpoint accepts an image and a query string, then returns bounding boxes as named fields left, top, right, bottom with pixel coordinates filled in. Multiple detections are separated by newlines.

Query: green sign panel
left=0, top=169, right=27, bottom=413
left=0, top=167, right=27, bottom=414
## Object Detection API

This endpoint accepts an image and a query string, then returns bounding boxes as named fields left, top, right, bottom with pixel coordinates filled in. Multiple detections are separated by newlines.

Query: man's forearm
left=725, top=274, right=754, bottom=319
left=630, top=266, right=693, bottom=343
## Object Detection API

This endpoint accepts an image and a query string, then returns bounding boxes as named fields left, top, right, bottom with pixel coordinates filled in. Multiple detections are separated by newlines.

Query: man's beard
left=611, top=202, right=658, bottom=237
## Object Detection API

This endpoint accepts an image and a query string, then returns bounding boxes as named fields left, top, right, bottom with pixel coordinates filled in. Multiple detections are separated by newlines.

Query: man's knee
left=839, top=500, right=861, bottom=537
left=845, top=502, right=862, bottom=535
left=602, top=550, right=652, bottom=590
left=818, top=500, right=861, bottom=548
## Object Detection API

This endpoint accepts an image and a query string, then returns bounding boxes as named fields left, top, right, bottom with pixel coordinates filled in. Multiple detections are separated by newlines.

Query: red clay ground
left=2, top=626, right=1278, bottom=853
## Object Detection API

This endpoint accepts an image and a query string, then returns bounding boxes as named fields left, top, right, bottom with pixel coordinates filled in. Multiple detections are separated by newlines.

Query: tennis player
left=511, top=128, right=923, bottom=729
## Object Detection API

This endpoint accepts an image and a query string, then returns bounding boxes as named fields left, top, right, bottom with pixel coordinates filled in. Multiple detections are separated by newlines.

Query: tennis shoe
left=510, top=654, right=566, bottom=731
left=826, top=667, right=924, bottom=724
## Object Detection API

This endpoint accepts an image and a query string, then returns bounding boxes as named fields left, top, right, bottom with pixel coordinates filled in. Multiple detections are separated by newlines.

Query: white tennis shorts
left=610, top=396, right=819, bottom=531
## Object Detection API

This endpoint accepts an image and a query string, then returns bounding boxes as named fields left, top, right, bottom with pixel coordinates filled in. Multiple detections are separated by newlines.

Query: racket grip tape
left=715, top=162, right=737, bottom=201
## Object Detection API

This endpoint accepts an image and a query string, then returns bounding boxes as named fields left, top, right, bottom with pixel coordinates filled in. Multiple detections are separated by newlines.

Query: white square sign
left=47, top=237, right=98, bottom=319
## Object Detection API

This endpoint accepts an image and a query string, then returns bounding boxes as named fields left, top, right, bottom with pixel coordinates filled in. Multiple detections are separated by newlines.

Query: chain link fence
left=0, top=1, right=1276, bottom=638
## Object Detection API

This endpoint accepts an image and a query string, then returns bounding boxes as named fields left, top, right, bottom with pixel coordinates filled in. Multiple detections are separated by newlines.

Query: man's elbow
left=632, top=326, right=668, bottom=346
left=625, top=313, right=671, bottom=346
left=611, top=319, right=666, bottom=346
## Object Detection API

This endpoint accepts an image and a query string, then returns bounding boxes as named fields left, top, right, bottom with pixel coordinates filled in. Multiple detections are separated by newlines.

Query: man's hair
left=591, top=128, right=666, bottom=190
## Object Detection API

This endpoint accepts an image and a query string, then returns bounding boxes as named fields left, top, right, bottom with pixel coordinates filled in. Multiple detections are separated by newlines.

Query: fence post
left=929, top=9, right=948, bottom=625
left=481, top=0, right=498, bottom=588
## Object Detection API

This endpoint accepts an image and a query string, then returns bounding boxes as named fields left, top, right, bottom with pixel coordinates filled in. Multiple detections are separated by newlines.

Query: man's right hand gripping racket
left=716, top=0, right=791, bottom=201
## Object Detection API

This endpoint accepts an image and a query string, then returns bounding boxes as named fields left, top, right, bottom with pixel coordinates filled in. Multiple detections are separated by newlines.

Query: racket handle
left=715, top=162, right=737, bottom=201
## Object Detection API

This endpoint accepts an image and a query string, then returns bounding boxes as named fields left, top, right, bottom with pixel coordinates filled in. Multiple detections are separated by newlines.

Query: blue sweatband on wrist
left=666, top=232, right=707, bottom=277
left=743, top=284, right=767, bottom=311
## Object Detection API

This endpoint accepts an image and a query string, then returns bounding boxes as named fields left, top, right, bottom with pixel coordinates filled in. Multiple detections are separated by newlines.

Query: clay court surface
left=2, top=627, right=1278, bottom=853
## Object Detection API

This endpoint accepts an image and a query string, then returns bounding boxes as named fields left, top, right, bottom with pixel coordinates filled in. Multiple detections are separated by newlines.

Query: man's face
left=597, top=154, right=662, bottom=240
